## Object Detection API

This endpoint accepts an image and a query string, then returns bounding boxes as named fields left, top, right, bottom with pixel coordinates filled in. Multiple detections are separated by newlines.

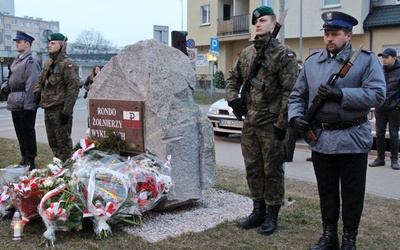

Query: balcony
left=217, top=14, right=250, bottom=37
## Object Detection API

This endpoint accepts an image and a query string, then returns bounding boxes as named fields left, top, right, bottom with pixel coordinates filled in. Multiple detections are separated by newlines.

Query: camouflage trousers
left=241, top=122, right=285, bottom=205
left=44, top=106, right=73, bottom=162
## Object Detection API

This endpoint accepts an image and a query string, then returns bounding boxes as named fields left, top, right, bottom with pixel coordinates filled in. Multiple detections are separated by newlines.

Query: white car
left=207, top=98, right=243, bottom=135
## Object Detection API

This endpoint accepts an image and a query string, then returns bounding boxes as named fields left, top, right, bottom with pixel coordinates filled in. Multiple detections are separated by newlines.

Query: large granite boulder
left=89, top=39, right=216, bottom=208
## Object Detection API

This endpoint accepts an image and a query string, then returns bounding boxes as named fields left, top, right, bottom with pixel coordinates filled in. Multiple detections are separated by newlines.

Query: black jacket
left=379, top=59, right=400, bottom=111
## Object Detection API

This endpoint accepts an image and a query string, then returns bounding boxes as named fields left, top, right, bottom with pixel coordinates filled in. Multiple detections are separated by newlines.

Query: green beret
left=48, top=33, right=68, bottom=42
left=252, top=6, right=274, bottom=25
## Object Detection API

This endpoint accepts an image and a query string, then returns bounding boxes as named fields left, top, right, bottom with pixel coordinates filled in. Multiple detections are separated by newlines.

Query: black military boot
left=237, top=198, right=267, bottom=229
left=258, top=204, right=281, bottom=235
left=18, top=158, right=26, bottom=166
left=341, top=230, right=357, bottom=250
left=311, top=224, right=339, bottom=250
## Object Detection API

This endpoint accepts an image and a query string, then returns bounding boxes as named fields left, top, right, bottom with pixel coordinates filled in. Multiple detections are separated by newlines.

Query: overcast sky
left=14, top=0, right=187, bottom=47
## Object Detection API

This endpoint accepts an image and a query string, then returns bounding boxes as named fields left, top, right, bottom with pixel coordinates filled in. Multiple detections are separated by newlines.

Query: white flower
left=52, top=157, right=63, bottom=167
left=42, top=179, right=54, bottom=188
left=47, top=163, right=61, bottom=174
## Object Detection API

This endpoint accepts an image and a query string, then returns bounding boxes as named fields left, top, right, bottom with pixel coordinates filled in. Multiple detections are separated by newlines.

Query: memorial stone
left=88, top=39, right=216, bottom=208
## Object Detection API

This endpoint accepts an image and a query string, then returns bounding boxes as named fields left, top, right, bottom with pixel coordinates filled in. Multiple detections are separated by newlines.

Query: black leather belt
left=314, top=116, right=368, bottom=130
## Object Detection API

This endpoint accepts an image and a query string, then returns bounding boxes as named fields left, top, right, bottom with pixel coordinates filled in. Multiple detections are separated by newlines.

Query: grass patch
left=1, top=138, right=399, bottom=249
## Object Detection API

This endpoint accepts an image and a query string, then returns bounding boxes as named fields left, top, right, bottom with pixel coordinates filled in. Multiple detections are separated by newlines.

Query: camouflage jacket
left=34, top=52, right=79, bottom=115
left=225, top=34, right=298, bottom=130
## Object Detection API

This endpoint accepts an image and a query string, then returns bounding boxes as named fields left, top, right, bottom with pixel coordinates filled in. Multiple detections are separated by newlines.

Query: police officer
left=0, top=31, right=41, bottom=170
left=288, top=11, right=386, bottom=249
left=34, top=33, right=80, bottom=162
left=225, top=6, right=298, bottom=235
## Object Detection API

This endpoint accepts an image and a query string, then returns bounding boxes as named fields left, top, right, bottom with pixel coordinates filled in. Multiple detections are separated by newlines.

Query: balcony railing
left=217, top=14, right=250, bottom=37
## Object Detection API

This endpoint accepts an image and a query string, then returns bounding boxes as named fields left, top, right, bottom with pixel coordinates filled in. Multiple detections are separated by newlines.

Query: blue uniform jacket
left=288, top=43, right=386, bottom=154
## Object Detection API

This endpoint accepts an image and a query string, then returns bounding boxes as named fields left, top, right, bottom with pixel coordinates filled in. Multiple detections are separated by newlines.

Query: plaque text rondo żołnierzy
left=89, top=99, right=144, bottom=153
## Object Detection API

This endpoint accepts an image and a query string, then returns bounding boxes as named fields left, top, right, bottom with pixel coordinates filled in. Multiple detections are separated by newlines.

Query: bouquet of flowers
left=0, top=165, right=25, bottom=217
left=1, top=139, right=174, bottom=246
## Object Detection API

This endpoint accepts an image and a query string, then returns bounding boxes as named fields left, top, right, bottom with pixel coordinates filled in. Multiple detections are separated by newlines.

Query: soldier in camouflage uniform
left=225, top=6, right=298, bottom=235
left=34, top=33, right=80, bottom=162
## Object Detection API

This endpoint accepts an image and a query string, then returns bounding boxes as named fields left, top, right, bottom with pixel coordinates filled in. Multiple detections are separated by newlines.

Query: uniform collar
left=317, top=43, right=353, bottom=63
left=253, top=32, right=277, bottom=50
left=16, top=50, right=32, bottom=61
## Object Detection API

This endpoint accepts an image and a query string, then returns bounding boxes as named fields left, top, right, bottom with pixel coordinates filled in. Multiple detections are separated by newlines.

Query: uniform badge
left=326, top=12, right=333, bottom=20
left=254, top=10, right=260, bottom=18
left=67, top=64, right=73, bottom=68
left=287, top=53, right=294, bottom=58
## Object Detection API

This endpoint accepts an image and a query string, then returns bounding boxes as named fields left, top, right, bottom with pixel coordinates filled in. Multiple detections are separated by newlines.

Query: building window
left=323, top=0, right=340, bottom=7
left=5, top=35, right=11, bottom=41
left=26, top=22, right=31, bottom=27
left=5, top=46, right=11, bottom=51
left=11, top=19, right=17, bottom=25
left=261, top=0, right=273, bottom=6
left=4, top=24, right=11, bottom=30
left=201, top=5, right=210, bottom=25
left=20, top=21, right=25, bottom=26
left=34, top=22, right=39, bottom=28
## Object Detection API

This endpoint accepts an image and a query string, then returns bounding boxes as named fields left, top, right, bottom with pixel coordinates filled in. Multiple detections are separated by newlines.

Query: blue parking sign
left=210, top=38, right=219, bottom=56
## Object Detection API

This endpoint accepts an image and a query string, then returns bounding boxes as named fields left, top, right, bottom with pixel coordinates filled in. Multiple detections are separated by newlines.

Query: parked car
left=206, top=101, right=384, bottom=142
left=207, top=98, right=243, bottom=135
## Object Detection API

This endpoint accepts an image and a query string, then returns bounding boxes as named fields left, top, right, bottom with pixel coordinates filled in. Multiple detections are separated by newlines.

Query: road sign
left=186, top=39, right=195, bottom=48
left=210, top=38, right=219, bottom=56
left=187, top=49, right=197, bottom=61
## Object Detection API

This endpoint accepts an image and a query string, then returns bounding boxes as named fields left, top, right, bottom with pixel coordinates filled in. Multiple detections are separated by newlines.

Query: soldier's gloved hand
left=318, top=84, right=343, bottom=102
left=291, top=116, right=311, bottom=133
left=60, top=113, right=70, bottom=125
left=33, top=92, right=41, bottom=108
left=274, top=127, right=286, bottom=141
left=228, top=98, right=247, bottom=121
left=1, top=81, right=10, bottom=95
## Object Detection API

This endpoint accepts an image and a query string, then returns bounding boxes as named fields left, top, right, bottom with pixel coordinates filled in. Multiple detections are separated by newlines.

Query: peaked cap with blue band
left=321, top=11, right=358, bottom=31
left=13, top=30, right=35, bottom=43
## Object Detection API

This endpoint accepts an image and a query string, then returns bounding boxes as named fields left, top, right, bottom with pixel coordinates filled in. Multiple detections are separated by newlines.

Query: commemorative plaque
left=88, top=99, right=144, bottom=153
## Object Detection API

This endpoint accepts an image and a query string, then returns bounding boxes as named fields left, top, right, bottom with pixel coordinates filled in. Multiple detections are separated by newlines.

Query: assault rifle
left=303, top=44, right=364, bottom=142
left=232, top=9, right=288, bottom=121
left=46, top=36, right=67, bottom=79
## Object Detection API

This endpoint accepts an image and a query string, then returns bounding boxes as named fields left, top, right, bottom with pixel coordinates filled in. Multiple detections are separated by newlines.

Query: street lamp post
left=180, top=0, right=183, bottom=31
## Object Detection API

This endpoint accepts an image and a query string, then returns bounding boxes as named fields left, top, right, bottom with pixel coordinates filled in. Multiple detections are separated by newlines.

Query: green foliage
left=214, top=70, right=225, bottom=89
left=95, top=128, right=125, bottom=154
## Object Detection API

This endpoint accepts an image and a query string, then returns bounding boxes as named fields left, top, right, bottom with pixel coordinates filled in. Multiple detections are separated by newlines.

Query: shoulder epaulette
left=304, top=51, right=319, bottom=62
left=361, top=49, right=374, bottom=55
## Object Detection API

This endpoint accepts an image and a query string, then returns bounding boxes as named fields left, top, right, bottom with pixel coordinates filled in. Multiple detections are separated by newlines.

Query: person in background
left=83, top=65, right=101, bottom=99
left=226, top=6, right=298, bottom=235
left=368, top=48, right=400, bottom=170
left=288, top=11, right=386, bottom=250
left=1, top=30, right=41, bottom=171
left=34, top=33, right=80, bottom=162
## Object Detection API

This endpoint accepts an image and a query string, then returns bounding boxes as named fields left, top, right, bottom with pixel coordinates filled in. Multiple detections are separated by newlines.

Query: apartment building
left=0, top=0, right=59, bottom=82
left=187, top=0, right=400, bottom=79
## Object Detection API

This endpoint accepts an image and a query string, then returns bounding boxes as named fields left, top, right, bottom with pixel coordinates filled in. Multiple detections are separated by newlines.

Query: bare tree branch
left=71, top=29, right=117, bottom=54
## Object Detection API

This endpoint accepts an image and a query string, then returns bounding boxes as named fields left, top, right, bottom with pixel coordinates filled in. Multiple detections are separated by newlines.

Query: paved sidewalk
left=215, top=138, right=400, bottom=200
